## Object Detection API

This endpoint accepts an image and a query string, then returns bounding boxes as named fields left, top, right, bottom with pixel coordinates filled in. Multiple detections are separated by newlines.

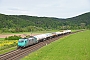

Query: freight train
left=17, top=30, right=71, bottom=49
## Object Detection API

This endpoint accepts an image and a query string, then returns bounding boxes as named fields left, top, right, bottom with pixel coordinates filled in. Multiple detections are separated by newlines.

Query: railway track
left=0, top=30, right=84, bottom=60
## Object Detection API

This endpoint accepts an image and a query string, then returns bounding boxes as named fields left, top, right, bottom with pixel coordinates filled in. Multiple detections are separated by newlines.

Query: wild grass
left=0, top=39, right=17, bottom=54
left=0, top=46, right=17, bottom=54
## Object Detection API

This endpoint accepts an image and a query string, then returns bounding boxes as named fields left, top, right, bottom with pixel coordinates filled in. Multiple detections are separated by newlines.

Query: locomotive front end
left=18, top=39, right=27, bottom=48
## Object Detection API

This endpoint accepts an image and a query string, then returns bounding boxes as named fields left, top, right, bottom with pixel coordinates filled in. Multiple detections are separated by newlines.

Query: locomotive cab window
left=19, top=40, right=24, bottom=43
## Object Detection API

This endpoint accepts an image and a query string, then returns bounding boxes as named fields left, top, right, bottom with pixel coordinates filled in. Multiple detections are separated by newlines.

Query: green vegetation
left=0, top=35, right=20, bottom=52
left=22, top=30, right=90, bottom=60
left=0, top=46, right=17, bottom=54
left=5, top=35, right=22, bottom=40
left=0, top=40, right=18, bottom=50
left=0, top=12, right=90, bottom=33
left=0, top=38, right=4, bottom=40
left=0, top=30, right=58, bottom=34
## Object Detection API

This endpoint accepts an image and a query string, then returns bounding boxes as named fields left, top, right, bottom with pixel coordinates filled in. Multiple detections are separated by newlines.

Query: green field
left=22, top=30, right=90, bottom=60
left=0, top=29, right=78, bottom=35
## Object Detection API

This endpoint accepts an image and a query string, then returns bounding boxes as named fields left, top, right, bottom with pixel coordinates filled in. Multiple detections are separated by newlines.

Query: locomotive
left=17, top=30, right=71, bottom=48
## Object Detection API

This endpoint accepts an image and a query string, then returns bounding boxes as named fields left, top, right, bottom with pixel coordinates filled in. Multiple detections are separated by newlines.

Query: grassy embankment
left=22, top=30, right=90, bottom=60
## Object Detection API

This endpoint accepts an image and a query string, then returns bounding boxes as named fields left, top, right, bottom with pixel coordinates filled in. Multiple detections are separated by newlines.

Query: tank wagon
left=55, top=32, right=63, bottom=36
left=45, top=33, right=53, bottom=39
left=34, top=34, right=47, bottom=41
left=17, top=30, right=71, bottom=48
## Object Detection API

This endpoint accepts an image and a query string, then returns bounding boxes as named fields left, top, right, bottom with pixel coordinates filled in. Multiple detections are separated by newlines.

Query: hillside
left=0, top=12, right=90, bottom=32
left=67, top=12, right=90, bottom=29
left=0, top=14, right=62, bottom=28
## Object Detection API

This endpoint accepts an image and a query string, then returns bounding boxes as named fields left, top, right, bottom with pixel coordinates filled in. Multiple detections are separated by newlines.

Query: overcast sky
left=0, top=0, right=90, bottom=18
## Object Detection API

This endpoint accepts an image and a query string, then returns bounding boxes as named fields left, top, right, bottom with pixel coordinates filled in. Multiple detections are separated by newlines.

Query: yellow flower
left=36, top=54, right=38, bottom=56
left=25, top=56, right=28, bottom=58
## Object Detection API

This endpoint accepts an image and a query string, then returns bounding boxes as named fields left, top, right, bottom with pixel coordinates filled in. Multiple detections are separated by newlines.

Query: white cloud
left=0, top=0, right=90, bottom=18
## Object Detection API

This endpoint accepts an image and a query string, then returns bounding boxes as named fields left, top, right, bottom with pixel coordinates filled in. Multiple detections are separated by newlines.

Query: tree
left=80, top=23, right=86, bottom=29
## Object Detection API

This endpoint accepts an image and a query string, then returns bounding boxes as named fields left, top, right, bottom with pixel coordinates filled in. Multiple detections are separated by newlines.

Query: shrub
left=5, top=35, right=22, bottom=40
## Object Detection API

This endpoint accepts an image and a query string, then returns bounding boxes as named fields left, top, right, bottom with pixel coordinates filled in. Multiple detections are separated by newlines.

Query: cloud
left=0, top=0, right=90, bottom=18
left=6, top=8, right=29, bottom=15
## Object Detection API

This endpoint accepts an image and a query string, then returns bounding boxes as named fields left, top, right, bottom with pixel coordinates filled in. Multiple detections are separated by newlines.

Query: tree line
left=0, top=12, right=90, bottom=33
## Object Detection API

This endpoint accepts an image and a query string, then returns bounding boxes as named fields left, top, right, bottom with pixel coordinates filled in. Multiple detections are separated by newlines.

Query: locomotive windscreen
left=18, top=39, right=25, bottom=43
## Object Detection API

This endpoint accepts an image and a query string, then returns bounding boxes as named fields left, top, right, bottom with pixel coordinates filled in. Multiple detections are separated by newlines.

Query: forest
left=0, top=12, right=90, bottom=33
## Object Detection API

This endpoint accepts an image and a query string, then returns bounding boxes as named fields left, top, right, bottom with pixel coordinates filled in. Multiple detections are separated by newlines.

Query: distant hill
left=0, top=14, right=62, bottom=29
left=67, top=12, right=90, bottom=28
left=0, top=12, right=90, bottom=32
